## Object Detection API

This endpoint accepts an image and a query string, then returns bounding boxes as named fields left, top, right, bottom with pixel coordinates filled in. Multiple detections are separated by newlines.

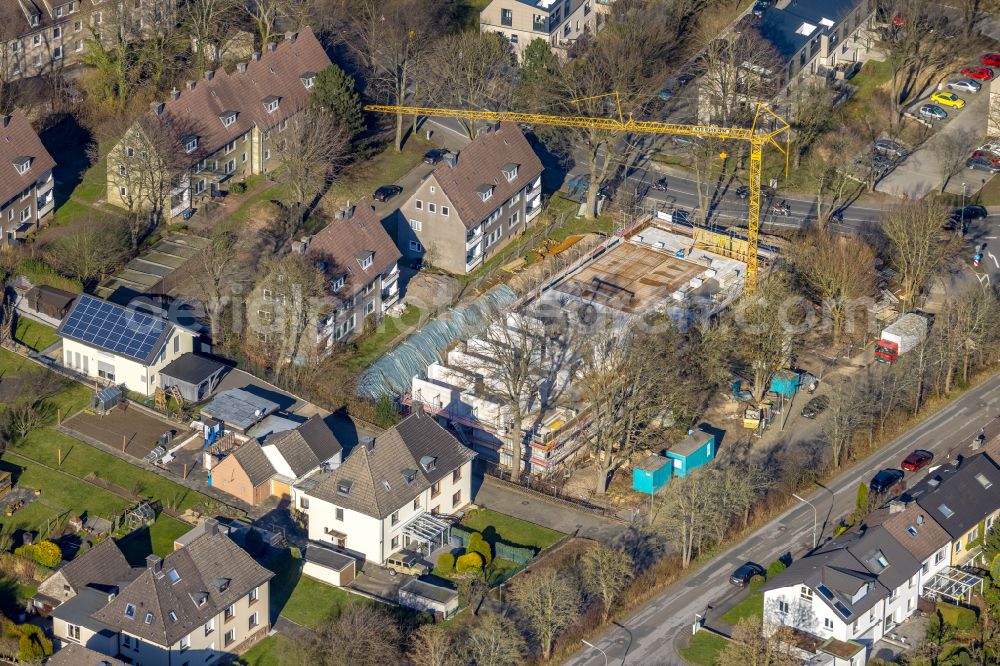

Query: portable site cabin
left=770, top=370, right=801, bottom=398
left=633, top=455, right=672, bottom=494
left=664, top=429, right=715, bottom=478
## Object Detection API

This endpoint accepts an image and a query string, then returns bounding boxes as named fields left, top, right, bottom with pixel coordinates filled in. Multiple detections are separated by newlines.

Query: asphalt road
left=565, top=369, right=1000, bottom=666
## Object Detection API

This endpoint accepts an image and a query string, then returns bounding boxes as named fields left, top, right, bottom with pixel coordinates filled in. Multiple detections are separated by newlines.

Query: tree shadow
left=38, top=114, right=94, bottom=209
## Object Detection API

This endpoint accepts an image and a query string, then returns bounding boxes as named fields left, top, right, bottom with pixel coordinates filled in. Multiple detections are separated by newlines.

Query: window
left=429, top=186, right=436, bottom=194
left=67, top=624, right=81, bottom=642
left=74, top=19, right=82, bottom=31
left=968, top=527, right=979, bottom=544
left=391, top=535, right=399, bottom=549
left=224, top=629, right=235, bottom=647
left=265, top=99, right=279, bottom=113
left=224, top=140, right=236, bottom=154
left=360, top=255, right=373, bottom=270
left=939, top=504, right=955, bottom=519
left=409, top=240, right=423, bottom=253
left=935, top=549, right=946, bottom=564
left=332, top=276, right=345, bottom=292
left=249, top=612, right=258, bottom=629
left=21, top=186, right=30, bottom=200
left=224, top=605, right=235, bottom=622
left=824, top=617, right=834, bottom=630
left=33, top=35, right=41, bottom=47
left=53, top=26, right=62, bottom=39
left=20, top=207, right=31, bottom=222
left=180, top=634, right=189, bottom=650
left=431, top=481, right=441, bottom=498
left=441, top=206, right=449, bottom=216
left=118, top=163, right=126, bottom=176
left=365, top=300, right=375, bottom=316
left=509, top=211, right=520, bottom=228
left=122, top=635, right=131, bottom=648
left=975, top=473, right=993, bottom=489
left=249, top=587, right=259, bottom=604
left=452, top=467, right=462, bottom=483
left=501, top=8, right=513, bottom=26
left=185, top=137, right=198, bottom=153
left=336, top=507, right=343, bottom=521
left=452, top=490, right=462, bottom=507
left=409, top=219, right=422, bottom=232
left=167, top=568, right=181, bottom=584
left=225, top=159, right=236, bottom=174
left=391, top=511, right=399, bottom=526
left=800, top=586, right=813, bottom=600
left=264, top=149, right=271, bottom=160
left=14, top=160, right=29, bottom=176
left=777, top=600, right=790, bottom=614
left=955, top=541, right=962, bottom=554
left=510, top=34, right=518, bottom=44
left=144, top=612, right=154, bottom=625
left=428, top=203, right=436, bottom=213
left=204, top=618, right=215, bottom=636
left=413, top=496, right=421, bottom=510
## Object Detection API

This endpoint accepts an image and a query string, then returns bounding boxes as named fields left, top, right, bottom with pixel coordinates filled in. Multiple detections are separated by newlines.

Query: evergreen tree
left=311, top=64, right=365, bottom=141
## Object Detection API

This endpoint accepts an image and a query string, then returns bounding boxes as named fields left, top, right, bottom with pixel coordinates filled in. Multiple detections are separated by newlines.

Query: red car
left=982, top=53, right=1000, bottom=67
left=962, top=66, right=995, bottom=80
left=902, top=450, right=934, bottom=472
left=970, top=150, right=1000, bottom=166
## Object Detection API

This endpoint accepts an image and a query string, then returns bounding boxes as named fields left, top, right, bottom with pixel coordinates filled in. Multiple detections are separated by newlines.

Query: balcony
left=465, top=253, right=484, bottom=272
left=36, top=193, right=54, bottom=218
left=526, top=198, right=542, bottom=221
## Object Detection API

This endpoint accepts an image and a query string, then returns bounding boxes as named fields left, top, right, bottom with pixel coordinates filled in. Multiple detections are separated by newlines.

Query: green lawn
left=14, top=319, right=59, bottom=352
left=0, top=349, right=91, bottom=416
left=117, top=514, right=192, bottom=561
left=460, top=508, right=563, bottom=550
left=15, top=429, right=209, bottom=513
left=14, top=258, right=83, bottom=294
left=679, top=630, right=730, bottom=666
left=719, top=578, right=764, bottom=624
left=0, top=347, right=30, bottom=376
left=280, top=572, right=371, bottom=629
left=349, top=305, right=422, bottom=369
left=71, top=156, right=108, bottom=204
left=51, top=199, right=96, bottom=227
left=239, top=635, right=304, bottom=666
left=229, top=179, right=295, bottom=224
left=323, top=135, right=432, bottom=208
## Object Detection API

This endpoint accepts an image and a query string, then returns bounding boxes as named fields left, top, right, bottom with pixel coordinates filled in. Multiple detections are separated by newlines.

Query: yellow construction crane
left=364, top=98, right=790, bottom=293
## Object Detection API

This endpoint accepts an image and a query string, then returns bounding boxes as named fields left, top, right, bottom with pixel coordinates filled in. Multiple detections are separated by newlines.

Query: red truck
left=874, top=313, right=928, bottom=364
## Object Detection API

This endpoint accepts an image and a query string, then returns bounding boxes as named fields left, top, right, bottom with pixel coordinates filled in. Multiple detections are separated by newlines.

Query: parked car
left=947, top=78, right=982, bottom=93
left=730, top=562, right=766, bottom=588
left=735, top=185, right=775, bottom=200
left=967, top=156, right=1000, bottom=173
left=677, top=73, right=695, bottom=87
left=949, top=205, right=989, bottom=224
left=961, top=66, right=994, bottom=80
left=385, top=550, right=428, bottom=576
left=970, top=150, right=1000, bottom=166
left=872, top=154, right=894, bottom=174
left=981, top=53, right=1000, bottom=67
left=980, top=140, right=1000, bottom=154
left=422, top=149, right=447, bottom=165
left=919, top=104, right=947, bottom=120
left=870, top=468, right=905, bottom=495
left=930, top=91, right=965, bottom=108
left=800, top=395, right=830, bottom=419
left=752, top=0, right=772, bottom=16
left=373, top=184, right=403, bottom=202
left=652, top=177, right=668, bottom=191
left=874, top=139, right=907, bottom=158
left=658, top=88, right=674, bottom=101
left=901, top=450, right=934, bottom=472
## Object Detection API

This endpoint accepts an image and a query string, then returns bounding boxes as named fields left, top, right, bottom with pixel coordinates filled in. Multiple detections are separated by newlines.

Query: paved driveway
left=876, top=85, right=991, bottom=198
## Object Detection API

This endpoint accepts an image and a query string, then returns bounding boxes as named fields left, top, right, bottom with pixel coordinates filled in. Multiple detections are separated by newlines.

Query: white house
left=57, top=294, right=197, bottom=396
left=293, top=406, right=476, bottom=565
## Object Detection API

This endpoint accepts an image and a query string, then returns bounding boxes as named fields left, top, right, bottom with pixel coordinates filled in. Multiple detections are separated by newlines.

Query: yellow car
left=930, top=91, right=966, bottom=108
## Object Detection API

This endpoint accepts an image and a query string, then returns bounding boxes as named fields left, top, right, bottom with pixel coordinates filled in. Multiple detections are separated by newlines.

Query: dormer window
left=420, top=455, right=437, bottom=472
left=502, top=163, right=519, bottom=182
left=262, top=95, right=280, bottom=113
left=220, top=111, right=237, bottom=128
left=13, top=157, right=31, bottom=175
left=191, top=591, right=209, bottom=607
left=357, top=251, right=373, bottom=270
left=402, top=469, right=416, bottom=484
left=29, top=14, right=40, bottom=27
left=337, top=480, right=352, bottom=496
left=184, top=136, right=198, bottom=153
left=301, top=71, right=317, bottom=89
left=332, top=276, right=345, bottom=292
left=214, top=577, right=231, bottom=593
left=477, top=184, right=494, bottom=202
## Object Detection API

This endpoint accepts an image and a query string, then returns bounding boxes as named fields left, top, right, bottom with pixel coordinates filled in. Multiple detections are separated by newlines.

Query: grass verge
left=348, top=305, right=422, bottom=370
left=719, top=578, right=764, bottom=624
left=323, top=136, right=432, bottom=208
left=239, top=635, right=301, bottom=666
left=679, top=630, right=730, bottom=665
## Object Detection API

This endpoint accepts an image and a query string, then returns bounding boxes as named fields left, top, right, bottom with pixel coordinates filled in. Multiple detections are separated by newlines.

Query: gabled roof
left=53, top=538, right=137, bottom=592
left=904, top=454, right=1000, bottom=539
left=869, top=502, right=951, bottom=563
left=140, top=28, right=331, bottom=162
left=306, top=198, right=401, bottom=302
left=92, top=531, right=273, bottom=647
left=264, top=414, right=343, bottom=478
left=300, top=408, right=476, bottom=519
left=231, top=441, right=277, bottom=486
left=427, top=123, right=543, bottom=228
left=0, top=111, right=55, bottom=204
left=57, top=294, right=190, bottom=366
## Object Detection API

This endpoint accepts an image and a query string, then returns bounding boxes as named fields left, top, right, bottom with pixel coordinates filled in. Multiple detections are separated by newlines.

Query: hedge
left=767, top=559, right=787, bottom=579
left=451, top=526, right=473, bottom=547
left=436, top=552, right=455, bottom=573
left=938, top=602, right=978, bottom=631
left=495, top=541, right=534, bottom=565
left=468, top=532, right=492, bottom=566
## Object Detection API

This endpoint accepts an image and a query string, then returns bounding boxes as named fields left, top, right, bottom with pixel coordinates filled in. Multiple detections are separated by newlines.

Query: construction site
left=404, top=217, right=753, bottom=476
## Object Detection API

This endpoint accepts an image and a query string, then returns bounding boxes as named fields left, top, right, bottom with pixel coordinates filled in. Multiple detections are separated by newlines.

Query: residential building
left=761, top=524, right=922, bottom=659
left=397, top=123, right=543, bottom=275
left=0, top=111, right=55, bottom=245
left=901, top=453, right=1000, bottom=567
left=298, top=199, right=402, bottom=345
left=293, top=407, right=476, bottom=564
left=869, top=500, right=952, bottom=592
left=35, top=539, right=138, bottom=611
left=46, top=642, right=126, bottom=666
left=78, top=523, right=274, bottom=666
left=105, top=28, right=331, bottom=219
left=56, top=294, right=198, bottom=396
left=480, top=0, right=612, bottom=60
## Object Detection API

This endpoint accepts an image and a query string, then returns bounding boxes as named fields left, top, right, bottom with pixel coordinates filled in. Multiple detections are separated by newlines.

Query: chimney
left=285, top=31, right=297, bottom=43
left=267, top=41, right=277, bottom=52
left=252, top=52, right=260, bottom=61
left=917, top=514, right=924, bottom=525
left=170, top=88, right=180, bottom=101
left=205, top=69, right=215, bottom=81
left=150, top=101, right=165, bottom=115
left=444, top=151, right=458, bottom=167
left=237, top=62, right=247, bottom=74
left=186, top=80, right=196, bottom=91
left=204, top=517, right=220, bottom=536
left=146, top=554, right=163, bottom=572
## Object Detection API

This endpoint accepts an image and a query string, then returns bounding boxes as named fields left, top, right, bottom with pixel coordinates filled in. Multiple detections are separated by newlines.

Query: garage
left=302, top=541, right=356, bottom=587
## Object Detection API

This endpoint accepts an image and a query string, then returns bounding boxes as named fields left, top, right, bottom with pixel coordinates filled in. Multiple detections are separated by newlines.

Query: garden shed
left=398, top=578, right=459, bottom=619
left=159, top=353, right=227, bottom=403
left=91, top=385, right=124, bottom=414
left=302, top=541, right=356, bottom=587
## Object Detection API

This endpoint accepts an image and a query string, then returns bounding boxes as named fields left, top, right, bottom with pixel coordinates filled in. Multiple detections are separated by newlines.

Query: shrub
left=467, top=532, right=492, bottom=566
left=938, top=602, right=978, bottom=631
left=436, top=552, right=455, bottom=573
left=767, top=559, right=787, bottom=579
left=230, top=181, right=248, bottom=194
left=17, top=624, right=52, bottom=661
left=749, top=574, right=765, bottom=587
left=455, top=552, right=483, bottom=574
left=30, top=541, right=62, bottom=568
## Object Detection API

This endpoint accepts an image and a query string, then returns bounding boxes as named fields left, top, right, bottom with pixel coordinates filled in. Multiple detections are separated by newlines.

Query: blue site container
left=770, top=370, right=801, bottom=398
left=664, top=430, right=716, bottom=478
left=632, top=455, right=673, bottom=494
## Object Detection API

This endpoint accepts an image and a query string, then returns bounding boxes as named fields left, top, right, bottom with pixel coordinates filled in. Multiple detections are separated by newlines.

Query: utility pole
left=792, top=492, right=818, bottom=549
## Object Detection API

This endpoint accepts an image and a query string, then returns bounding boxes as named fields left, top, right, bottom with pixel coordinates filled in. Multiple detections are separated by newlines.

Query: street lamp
left=581, top=640, right=609, bottom=666
left=792, top=493, right=818, bottom=549
left=961, top=182, right=968, bottom=235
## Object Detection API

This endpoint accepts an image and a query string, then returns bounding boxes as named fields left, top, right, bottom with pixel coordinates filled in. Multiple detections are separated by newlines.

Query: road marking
left=985, top=236, right=998, bottom=239
left=991, top=252, right=999, bottom=269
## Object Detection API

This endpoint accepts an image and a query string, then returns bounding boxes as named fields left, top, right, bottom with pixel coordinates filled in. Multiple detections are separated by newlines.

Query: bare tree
left=822, top=378, right=872, bottom=468
left=244, top=0, right=307, bottom=49
left=788, top=232, right=875, bottom=343
left=951, top=0, right=1000, bottom=37
left=698, top=23, right=782, bottom=127
left=184, top=223, right=250, bottom=342
left=579, top=543, right=634, bottom=623
left=731, top=273, right=795, bottom=401
left=461, top=613, right=527, bottom=666
left=311, top=605, right=402, bottom=666
left=407, top=625, right=457, bottom=666
left=802, top=129, right=868, bottom=227
left=654, top=470, right=718, bottom=569
left=936, top=129, right=980, bottom=193
left=509, top=568, right=581, bottom=660
left=716, top=617, right=800, bottom=666
left=184, top=0, right=240, bottom=71
left=787, top=83, right=837, bottom=168
left=882, top=200, right=962, bottom=309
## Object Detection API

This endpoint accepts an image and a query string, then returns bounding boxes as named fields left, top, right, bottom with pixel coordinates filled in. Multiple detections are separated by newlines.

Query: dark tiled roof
left=92, top=532, right=273, bottom=647
left=159, top=353, right=226, bottom=385
left=304, top=541, right=355, bottom=571
left=56, top=538, right=137, bottom=592
left=905, top=454, right=1000, bottom=539
left=51, top=586, right=118, bottom=633
left=46, top=643, right=126, bottom=666
left=141, top=28, right=331, bottom=161
left=231, top=441, right=277, bottom=486
left=872, top=502, right=951, bottom=563
left=0, top=111, right=56, bottom=204
left=264, top=415, right=343, bottom=478
left=302, top=409, right=476, bottom=519
left=429, top=123, right=543, bottom=229
left=307, top=199, right=401, bottom=303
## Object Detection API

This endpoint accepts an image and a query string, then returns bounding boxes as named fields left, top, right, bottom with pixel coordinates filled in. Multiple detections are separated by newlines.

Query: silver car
left=919, top=104, right=947, bottom=120
left=946, top=78, right=981, bottom=93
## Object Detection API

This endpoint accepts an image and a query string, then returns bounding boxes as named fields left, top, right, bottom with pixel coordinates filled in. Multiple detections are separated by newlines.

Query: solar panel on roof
left=61, top=295, right=168, bottom=363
